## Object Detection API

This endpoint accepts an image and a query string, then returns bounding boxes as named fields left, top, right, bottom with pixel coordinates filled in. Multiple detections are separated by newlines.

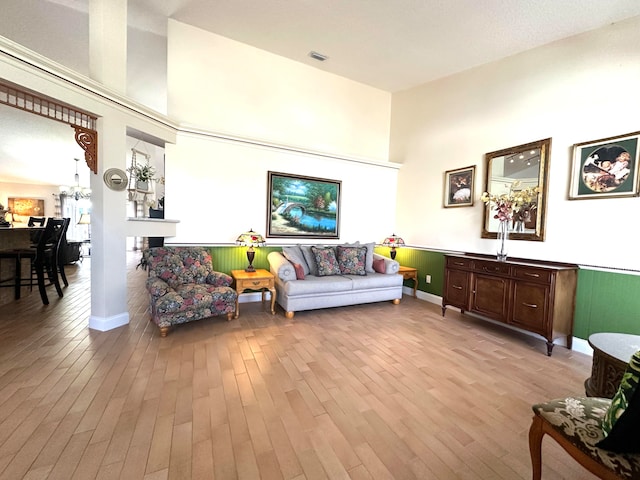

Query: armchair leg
left=227, top=312, right=234, bottom=321
left=392, top=299, right=400, bottom=305
left=528, top=415, right=544, bottom=480
left=158, top=326, right=170, bottom=337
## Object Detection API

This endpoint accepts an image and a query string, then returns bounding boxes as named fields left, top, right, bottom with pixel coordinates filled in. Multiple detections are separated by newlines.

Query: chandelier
left=59, top=158, right=91, bottom=200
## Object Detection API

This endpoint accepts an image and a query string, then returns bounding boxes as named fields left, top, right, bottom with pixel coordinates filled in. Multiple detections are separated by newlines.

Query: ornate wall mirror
left=481, top=138, right=551, bottom=242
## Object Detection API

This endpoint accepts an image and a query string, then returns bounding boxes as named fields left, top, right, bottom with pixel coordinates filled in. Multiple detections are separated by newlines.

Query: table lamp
left=236, top=229, right=266, bottom=272
left=382, top=233, right=405, bottom=260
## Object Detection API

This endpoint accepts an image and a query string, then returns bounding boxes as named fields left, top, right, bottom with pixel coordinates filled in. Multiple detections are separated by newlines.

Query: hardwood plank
left=0, top=253, right=599, bottom=479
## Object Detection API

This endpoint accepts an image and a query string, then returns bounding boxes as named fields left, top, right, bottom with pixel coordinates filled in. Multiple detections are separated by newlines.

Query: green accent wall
left=573, top=269, right=640, bottom=339
left=203, top=245, right=640, bottom=341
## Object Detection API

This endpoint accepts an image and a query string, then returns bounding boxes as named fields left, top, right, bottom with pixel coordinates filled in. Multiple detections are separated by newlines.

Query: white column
left=89, top=114, right=130, bottom=331
left=89, top=0, right=127, bottom=93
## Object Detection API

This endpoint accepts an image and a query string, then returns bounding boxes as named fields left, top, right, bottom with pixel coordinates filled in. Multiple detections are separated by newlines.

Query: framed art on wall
left=8, top=197, right=45, bottom=219
left=267, top=171, right=341, bottom=239
left=444, top=165, right=475, bottom=207
left=569, top=131, right=640, bottom=199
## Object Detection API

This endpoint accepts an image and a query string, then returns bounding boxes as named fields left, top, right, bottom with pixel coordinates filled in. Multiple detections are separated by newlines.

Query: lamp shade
left=77, top=213, right=91, bottom=225
left=236, top=229, right=266, bottom=272
left=382, top=234, right=405, bottom=248
left=235, top=229, right=266, bottom=247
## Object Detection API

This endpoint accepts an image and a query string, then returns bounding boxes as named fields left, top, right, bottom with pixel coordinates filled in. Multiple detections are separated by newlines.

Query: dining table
left=0, top=225, right=45, bottom=305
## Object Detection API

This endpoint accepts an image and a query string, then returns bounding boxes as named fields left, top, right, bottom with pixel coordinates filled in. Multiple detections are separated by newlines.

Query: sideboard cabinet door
left=470, top=274, right=510, bottom=322
left=510, top=281, right=550, bottom=336
left=443, top=269, right=470, bottom=311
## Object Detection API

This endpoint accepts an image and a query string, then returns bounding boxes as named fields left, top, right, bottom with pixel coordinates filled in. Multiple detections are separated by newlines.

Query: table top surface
left=231, top=269, right=273, bottom=280
left=588, top=332, right=640, bottom=363
left=398, top=266, right=416, bottom=272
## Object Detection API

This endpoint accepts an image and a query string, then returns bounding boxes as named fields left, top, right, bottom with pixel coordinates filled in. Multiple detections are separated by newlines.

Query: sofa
left=142, top=246, right=238, bottom=336
left=267, top=242, right=404, bottom=318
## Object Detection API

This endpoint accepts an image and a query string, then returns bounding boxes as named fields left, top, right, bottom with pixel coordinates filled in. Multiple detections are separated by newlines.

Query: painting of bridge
left=267, top=171, right=341, bottom=238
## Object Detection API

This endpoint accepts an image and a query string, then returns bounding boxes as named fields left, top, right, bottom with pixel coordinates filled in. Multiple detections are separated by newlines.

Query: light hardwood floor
left=0, top=253, right=597, bottom=479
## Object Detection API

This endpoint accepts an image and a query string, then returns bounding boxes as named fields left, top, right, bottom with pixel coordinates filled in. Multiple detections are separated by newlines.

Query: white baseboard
left=410, top=289, right=593, bottom=356
left=89, top=312, right=130, bottom=331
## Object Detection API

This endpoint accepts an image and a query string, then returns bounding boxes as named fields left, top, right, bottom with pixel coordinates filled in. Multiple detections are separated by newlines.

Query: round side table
left=584, top=332, right=640, bottom=398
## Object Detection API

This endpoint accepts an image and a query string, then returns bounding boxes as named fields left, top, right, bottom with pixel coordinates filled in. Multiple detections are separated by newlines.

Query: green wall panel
left=203, top=246, right=640, bottom=342
left=574, top=269, right=640, bottom=339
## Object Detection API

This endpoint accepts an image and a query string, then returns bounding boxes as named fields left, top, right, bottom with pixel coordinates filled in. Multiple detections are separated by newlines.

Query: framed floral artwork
left=267, top=171, right=341, bottom=239
left=569, top=131, right=640, bottom=199
left=444, top=165, right=475, bottom=207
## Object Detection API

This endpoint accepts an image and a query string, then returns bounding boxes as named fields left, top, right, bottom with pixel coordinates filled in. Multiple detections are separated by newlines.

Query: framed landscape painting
left=8, top=197, right=45, bottom=217
left=444, top=165, right=475, bottom=207
left=569, top=131, right=640, bottom=199
left=267, top=171, right=341, bottom=239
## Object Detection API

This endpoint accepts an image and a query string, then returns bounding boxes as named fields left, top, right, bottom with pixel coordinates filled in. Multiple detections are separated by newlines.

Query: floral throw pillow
left=337, top=246, right=367, bottom=275
left=311, top=246, right=341, bottom=276
left=597, top=350, right=640, bottom=452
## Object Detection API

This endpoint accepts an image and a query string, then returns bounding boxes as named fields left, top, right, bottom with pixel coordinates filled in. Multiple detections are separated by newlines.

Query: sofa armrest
left=373, top=253, right=399, bottom=274
left=268, top=251, right=296, bottom=281
left=146, top=276, right=171, bottom=298
left=206, top=271, right=233, bottom=287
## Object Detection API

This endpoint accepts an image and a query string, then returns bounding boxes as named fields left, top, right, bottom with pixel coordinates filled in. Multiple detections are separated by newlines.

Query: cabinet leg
left=546, top=341, right=554, bottom=356
left=441, top=304, right=446, bottom=316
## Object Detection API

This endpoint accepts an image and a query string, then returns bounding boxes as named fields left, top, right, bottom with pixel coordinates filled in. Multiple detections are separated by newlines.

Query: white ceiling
left=128, top=0, right=640, bottom=92
left=3, top=0, right=640, bottom=187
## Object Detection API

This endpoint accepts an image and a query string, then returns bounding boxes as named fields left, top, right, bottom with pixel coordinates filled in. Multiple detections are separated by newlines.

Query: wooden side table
left=231, top=269, right=276, bottom=318
left=585, top=332, right=640, bottom=398
left=398, top=266, right=418, bottom=298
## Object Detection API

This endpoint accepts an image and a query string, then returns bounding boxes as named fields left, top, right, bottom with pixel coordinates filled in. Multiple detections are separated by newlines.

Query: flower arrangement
left=481, top=181, right=540, bottom=222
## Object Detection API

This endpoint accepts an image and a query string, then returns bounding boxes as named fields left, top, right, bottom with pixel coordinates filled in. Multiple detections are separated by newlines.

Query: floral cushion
left=337, top=245, right=366, bottom=275
left=598, top=351, right=640, bottom=453
left=533, top=397, right=640, bottom=478
left=311, top=246, right=341, bottom=276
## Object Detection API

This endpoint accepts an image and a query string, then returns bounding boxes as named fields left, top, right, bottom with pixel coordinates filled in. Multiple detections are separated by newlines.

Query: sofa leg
left=392, top=299, right=400, bottom=305
left=227, top=312, right=234, bottom=321
left=285, top=311, right=295, bottom=319
left=158, top=326, right=170, bottom=337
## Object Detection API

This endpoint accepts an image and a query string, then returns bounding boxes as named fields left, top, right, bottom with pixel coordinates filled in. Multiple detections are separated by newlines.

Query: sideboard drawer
left=514, top=266, right=552, bottom=284
left=473, top=260, right=511, bottom=276
left=446, top=256, right=473, bottom=269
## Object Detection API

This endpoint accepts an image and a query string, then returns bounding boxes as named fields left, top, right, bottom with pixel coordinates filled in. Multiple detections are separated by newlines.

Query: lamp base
left=390, top=249, right=397, bottom=260
left=245, top=249, right=256, bottom=272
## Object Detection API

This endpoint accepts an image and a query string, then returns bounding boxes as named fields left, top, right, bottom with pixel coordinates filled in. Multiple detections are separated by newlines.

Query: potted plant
left=129, top=163, right=156, bottom=191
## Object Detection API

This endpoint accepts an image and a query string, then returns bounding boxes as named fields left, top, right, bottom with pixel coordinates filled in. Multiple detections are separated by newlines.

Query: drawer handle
left=524, top=272, right=540, bottom=278
left=453, top=261, right=464, bottom=266
left=252, top=281, right=262, bottom=286
left=452, top=285, right=463, bottom=290
left=483, top=266, right=498, bottom=272
left=523, top=302, right=538, bottom=308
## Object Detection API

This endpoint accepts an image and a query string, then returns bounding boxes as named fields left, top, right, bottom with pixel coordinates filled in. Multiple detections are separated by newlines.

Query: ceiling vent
left=308, top=51, right=328, bottom=62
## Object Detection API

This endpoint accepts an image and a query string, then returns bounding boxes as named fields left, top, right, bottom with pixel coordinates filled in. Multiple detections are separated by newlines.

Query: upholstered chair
left=142, top=246, right=237, bottom=336
left=529, top=351, right=640, bottom=479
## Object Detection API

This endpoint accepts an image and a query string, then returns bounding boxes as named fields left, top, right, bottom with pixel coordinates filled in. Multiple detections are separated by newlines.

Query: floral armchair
left=142, top=246, right=237, bottom=336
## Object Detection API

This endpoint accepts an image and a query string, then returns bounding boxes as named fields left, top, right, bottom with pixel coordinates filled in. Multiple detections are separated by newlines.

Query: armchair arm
left=146, top=276, right=171, bottom=298
left=373, top=253, right=399, bottom=274
left=206, top=271, right=233, bottom=287
left=267, top=251, right=296, bottom=281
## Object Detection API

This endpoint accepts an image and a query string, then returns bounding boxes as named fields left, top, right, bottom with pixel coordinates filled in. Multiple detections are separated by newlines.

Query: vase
left=496, top=220, right=509, bottom=262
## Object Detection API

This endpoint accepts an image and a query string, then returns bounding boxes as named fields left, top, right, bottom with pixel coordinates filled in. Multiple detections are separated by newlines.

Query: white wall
left=165, top=19, right=399, bottom=245
left=166, top=133, right=399, bottom=245
left=391, top=16, right=640, bottom=271
left=167, top=20, right=391, bottom=163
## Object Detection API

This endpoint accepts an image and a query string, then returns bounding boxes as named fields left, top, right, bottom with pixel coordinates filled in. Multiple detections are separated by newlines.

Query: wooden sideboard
left=442, top=254, right=578, bottom=355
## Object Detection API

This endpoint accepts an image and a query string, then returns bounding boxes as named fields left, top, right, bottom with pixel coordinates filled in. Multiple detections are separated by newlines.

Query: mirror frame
left=481, top=138, right=551, bottom=242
